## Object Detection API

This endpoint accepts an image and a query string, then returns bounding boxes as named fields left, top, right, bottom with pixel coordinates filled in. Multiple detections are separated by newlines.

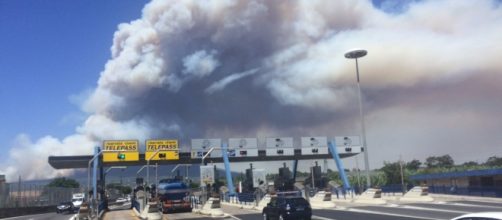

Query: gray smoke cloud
left=2, top=0, right=502, bottom=180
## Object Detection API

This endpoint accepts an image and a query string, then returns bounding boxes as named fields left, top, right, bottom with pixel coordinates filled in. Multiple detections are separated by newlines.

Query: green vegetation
left=46, top=177, right=80, bottom=188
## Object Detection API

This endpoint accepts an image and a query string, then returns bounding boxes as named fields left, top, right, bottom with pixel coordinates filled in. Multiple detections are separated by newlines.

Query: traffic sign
left=200, top=165, right=215, bottom=186
left=266, top=137, right=294, bottom=156
left=103, top=140, right=139, bottom=162
left=191, top=139, right=222, bottom=158
left=228, top=138, right=258, bottom=157
left=301, top=136, right=329, bottom=155
left=145, top=139, right=179, bottom=160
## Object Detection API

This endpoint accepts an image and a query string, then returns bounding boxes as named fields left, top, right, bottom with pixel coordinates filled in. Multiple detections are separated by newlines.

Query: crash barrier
left=429, top=185, right=502, bottom=198
left=0, top=206, right=55, bottom=218
left=0, top=183, right=82, bottom=208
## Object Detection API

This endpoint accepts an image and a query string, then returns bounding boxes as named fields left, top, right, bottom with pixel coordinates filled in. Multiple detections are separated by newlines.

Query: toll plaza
left=48, top=136, right=362, bottom=219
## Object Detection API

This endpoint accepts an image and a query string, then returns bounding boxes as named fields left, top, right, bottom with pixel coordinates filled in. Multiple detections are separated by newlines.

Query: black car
left=262, top=196, right=312, bottom=220
left=56, top=201, right=75, bottom=214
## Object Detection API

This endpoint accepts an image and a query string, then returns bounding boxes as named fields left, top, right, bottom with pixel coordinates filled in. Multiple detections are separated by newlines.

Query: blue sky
left=0, top=0, right=148, bottom=158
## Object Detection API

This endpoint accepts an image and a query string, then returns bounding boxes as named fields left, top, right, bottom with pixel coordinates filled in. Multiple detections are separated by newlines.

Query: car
left=56, top=201, right=75, bottom=214
left=262, top=196, right=312, bottom=220
left=451, top=212, right=502, bottom=220
left=115, top=197, right=127, bottom=203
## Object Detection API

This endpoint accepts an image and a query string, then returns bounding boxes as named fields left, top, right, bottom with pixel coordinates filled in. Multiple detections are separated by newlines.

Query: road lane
left=2, top=212, right=74, bottom=220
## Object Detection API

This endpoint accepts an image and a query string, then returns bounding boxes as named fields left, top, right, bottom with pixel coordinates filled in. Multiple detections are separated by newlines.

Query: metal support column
left=292, top=159, right=298, bottom=181
left=328, top=140, right=350, bottom=190
left=92, top=147, right=99, bottom=200
left=99, top=159, right=106, bottom=211
left=222, top=143, right=235, bottom=195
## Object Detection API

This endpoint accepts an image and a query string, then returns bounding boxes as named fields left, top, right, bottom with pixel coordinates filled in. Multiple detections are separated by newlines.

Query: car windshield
left=72, top=198, right=82, bottom=202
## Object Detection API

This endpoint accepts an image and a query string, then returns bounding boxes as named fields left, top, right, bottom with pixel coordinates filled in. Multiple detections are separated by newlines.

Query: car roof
left=453, top=212, right=502, bottom=219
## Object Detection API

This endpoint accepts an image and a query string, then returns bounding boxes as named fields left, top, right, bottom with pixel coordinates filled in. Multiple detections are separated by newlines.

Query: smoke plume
left=2, top=0, right=502, bottom=180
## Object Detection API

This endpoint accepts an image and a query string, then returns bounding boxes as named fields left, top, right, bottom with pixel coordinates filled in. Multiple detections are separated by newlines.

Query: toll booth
left=305, top=161, right=328, bottom=189
left=274, top=163, right=295, bottom=191
left=242, top=164, right=255, bottom=193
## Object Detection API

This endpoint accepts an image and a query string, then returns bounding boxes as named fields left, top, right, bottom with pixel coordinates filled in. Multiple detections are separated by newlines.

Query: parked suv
left=262, top=196, right=312, bottom=220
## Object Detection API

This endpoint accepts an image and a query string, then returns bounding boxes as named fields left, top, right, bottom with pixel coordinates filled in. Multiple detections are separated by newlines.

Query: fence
left=429, top=185, right=502, bottom=197
left=0, top=182, right=82, bottom=208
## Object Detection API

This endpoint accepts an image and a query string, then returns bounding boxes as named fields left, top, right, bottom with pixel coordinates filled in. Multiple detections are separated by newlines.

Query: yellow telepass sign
left=103, top=140, right=139, bottom=162
left=145, top=139, right=179, bottom=160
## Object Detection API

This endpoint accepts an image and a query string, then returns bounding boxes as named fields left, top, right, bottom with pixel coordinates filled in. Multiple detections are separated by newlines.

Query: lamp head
left=344, top=49, right=367, bottom=59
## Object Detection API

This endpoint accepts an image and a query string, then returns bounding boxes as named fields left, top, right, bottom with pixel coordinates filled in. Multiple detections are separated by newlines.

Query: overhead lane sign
left=103, top=140, right=139, bottom=162
left=146, top=139, right=179, bottom=160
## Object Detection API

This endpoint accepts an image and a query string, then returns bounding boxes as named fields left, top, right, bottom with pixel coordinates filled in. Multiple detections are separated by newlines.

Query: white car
left=451, top=212, right=502, bottom=220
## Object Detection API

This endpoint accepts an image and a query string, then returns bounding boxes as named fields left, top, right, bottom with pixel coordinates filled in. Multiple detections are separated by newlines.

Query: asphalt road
left=2, top=212, right=74, bottom=220
left=5, top=199, right=502, bottom=220
left=221, top=199, right=502, bottom=220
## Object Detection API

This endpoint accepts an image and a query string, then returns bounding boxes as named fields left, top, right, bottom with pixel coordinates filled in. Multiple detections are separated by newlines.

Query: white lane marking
left=401, top=205, right=469, bottom=214
left=2, top=213, right=51, bottom=220
left=312, top=215, right=337, bottom=220
left=451, top=202, right=502, bottom=209
left=226, top=213, right=242, bottom=220
left=347, top=208, right=447, bottom=220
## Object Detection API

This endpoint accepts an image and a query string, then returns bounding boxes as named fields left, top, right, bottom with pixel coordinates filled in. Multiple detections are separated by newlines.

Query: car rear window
left=285, top=197, right=308, bottom=205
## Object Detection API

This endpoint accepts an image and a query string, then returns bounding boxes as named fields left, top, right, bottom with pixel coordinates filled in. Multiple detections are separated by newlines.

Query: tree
left=406, top=159, right=422, bottom=170
left=485, top=156, right=502, bottom=167
left=46, top=177, right=80, bottom=188
left=461, top=161, right=479, bottom=167
left=380, top=161, right=404, bottom=185
left=425, top=155, right=454, bottom=169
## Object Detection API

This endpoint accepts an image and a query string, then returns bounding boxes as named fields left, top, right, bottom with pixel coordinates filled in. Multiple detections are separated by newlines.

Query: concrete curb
left=430, top=193, right=502, bottom=202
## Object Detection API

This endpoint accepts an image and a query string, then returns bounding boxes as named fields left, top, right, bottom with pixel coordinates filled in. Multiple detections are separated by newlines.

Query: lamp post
left=344, top=48, right=371, bottom=188
left=146, top=148, right=162, bottom=188
left=201, top=147, right=215, bottom=166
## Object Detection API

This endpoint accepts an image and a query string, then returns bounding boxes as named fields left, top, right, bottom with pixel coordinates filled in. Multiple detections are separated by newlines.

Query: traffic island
left=137, top=201, right=162, bottom=220
left=353, top=188, right=387, bottom=205
left=197, top=197, right=224, bottom=217
left=255, top=193, right=271, bottom=211
left=310, top=191, right=336, bottom=209
left=399, top=186, right=434, bottom=202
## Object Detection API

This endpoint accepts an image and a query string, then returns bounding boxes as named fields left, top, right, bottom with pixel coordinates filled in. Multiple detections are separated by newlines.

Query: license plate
left=296, top=207, right=304, bottom=211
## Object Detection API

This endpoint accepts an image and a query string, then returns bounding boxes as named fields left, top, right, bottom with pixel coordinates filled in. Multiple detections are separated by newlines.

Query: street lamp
left=344, top=48, right=371, bottom=188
